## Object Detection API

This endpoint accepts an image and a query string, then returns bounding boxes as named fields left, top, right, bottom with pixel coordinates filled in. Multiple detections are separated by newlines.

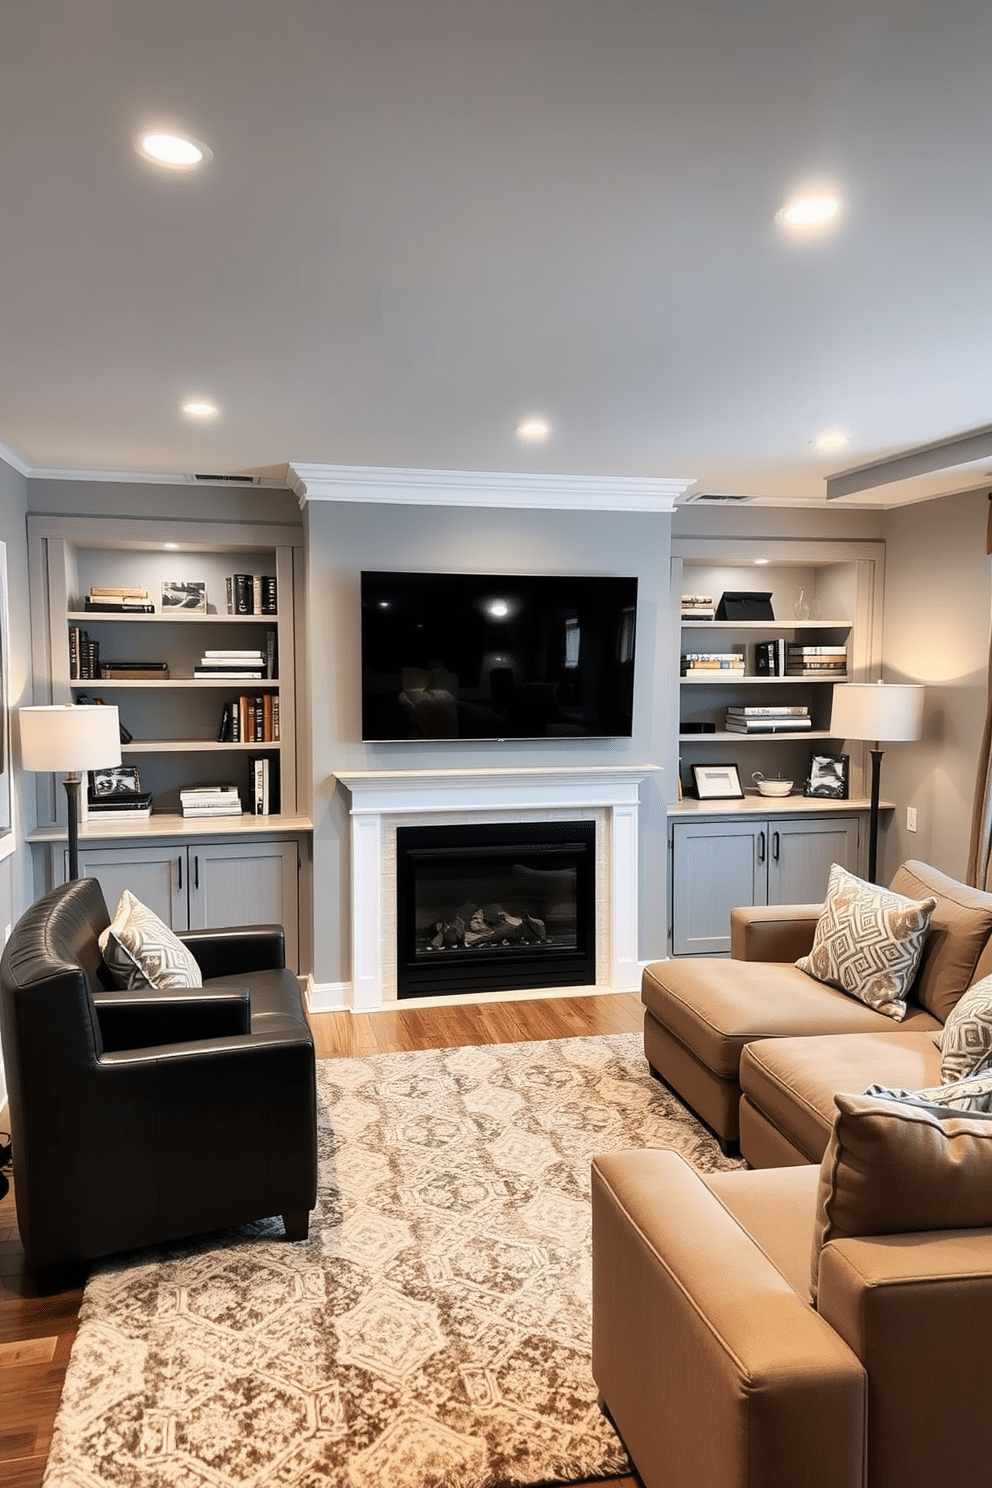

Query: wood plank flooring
left=0, top=992, right=645, bottom=1488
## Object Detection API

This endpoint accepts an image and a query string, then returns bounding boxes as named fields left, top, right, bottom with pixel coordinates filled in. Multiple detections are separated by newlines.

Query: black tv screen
left=361, top=571, right=638, bottom=741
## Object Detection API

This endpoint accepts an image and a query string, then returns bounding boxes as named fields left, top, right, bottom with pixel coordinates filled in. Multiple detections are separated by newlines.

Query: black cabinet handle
left=177, top=855, right=182, bottom=890
left=194, top=855, right=199, bottom=890
left=757, top=830, right=766, bottom=863
left=772, top=831, right=780, bottom=861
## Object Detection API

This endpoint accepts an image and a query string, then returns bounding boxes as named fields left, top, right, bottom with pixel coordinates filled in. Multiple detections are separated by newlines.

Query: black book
left=233, top=573, right=253, bottom=614
left=260, top=575, right=277, bottom=614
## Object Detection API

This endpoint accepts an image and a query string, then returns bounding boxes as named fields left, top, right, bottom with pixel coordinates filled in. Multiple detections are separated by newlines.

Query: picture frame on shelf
left=804, top=752, right=849, bottom=799
left=692, top=762, right=744, bottom=800
left=162, top=580, right=207, bottom=612
left=89, top=765, right=142, bottom=798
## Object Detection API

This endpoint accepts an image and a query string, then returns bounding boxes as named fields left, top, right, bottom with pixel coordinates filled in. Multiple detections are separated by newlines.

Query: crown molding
left=0, top=439, right=31, bottom=477
left=288, top=462, right=694, bottom=512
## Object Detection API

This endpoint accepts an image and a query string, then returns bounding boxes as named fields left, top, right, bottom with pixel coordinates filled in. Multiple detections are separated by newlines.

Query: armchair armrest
left=731, top=903, right=823, bottom=962
left=592, top=1150, right=865, bottom=1488
left=178, top=924, right=286, bottom=978
left=93, top=984, right=250, bottom=1050
left=818, top=1230, right=992, bottom=1483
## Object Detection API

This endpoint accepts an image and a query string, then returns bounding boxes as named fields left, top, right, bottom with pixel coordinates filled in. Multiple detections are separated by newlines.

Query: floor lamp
left=19, top=705, right=122, bottom=880
left=830, top=682, right=924, bottom=884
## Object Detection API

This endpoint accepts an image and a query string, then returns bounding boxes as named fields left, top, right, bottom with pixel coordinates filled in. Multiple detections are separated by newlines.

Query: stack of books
left=248, top=755, right=280, bottom=815
left=681, top=651, right=746, bottom=677
left=226, top=574, right=277, bottom=615
left=180, top=785, right=243, bottom=819
left=84, top=586, right=155, bottom=613
left=86, top=790, right=153, bottom=820
left=725, top=706, right=812, bottom=734
left=194, top=649, right=265, bottom=679
left=217, top=695, right=280, bottom=742
left=754, top=638, right=788, bottom=675
left=681, top=594, right=715, bottom=620
left=785, top=644, right=847, bottom=677
left=68, top=626, right=100, bottom=679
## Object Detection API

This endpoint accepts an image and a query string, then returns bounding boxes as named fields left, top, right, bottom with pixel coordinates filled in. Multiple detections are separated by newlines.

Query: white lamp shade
left=19, top=705, right=123, bottom=773
left=830, top=683, right=924, bottom=744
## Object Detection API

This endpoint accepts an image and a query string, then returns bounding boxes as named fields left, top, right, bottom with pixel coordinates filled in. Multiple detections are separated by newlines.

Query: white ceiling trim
left=289, top=462, right=694, bottom=512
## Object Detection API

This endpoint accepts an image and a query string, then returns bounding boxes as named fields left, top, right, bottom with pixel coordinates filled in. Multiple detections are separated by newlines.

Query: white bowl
left=756, top=779, right=793, bottom=797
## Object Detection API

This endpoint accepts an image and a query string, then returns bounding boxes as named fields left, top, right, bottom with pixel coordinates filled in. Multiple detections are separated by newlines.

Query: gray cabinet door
left=672, top=819, right=769, bottom=956
left=187, top=838, right=299, bottom=968
left=765, top=816, right=859, bottom=905
left=73, top=844, right=189, bottom=929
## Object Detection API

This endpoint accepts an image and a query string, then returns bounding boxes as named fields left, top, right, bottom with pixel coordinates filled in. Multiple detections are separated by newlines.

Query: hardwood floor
left=0, top=992, right=645, bottom=1488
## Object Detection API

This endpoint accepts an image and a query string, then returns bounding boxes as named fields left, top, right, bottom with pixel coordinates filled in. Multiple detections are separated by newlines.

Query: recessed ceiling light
left=164, top=542, right=179, bottom=550
left=182, top=400, right=218, bottom=419
left=136, top=132, right=212, bottom=168
left=814, top=430, right=850, bottom=451
left=517, top=417, right=550, bottom=441
left=776, top=195, right=840, bottom=229
left=754, top=558, right=770, bottom=565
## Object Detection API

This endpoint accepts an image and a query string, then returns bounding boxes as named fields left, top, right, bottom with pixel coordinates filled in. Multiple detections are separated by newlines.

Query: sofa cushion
left=99, top=889, right=203, bottom=990
left=796, top=863, right=935, bottom=1021
left=643, top=958, right=940, bottom=1082
left=810, top=1089, right=992, bottom=1299
left=740, top=1029, right=944, bottom=1164
left=938, top=973, right=992, bottom=1082
left=890, top=860, right=992, bottom=1022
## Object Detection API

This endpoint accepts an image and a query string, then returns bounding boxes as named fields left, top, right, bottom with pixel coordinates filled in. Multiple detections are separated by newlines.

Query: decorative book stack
left=180, top=785, right=243, bottom=819
left=248, top=754, right=280, bottom=815
left=681, top=651, right=745, bottom=676
left=226, top=574, right=277, bottom=615
left=83, top=587, right=155, bottom=613
left=725, top=706, right=812, bottom=733
left=681, top=594, right=715, bottom=620
left=86, top=790, right=153, bottom=820
left=785, top=645, right=847, bottom=677
left=194, top=649, right=265, bottom=679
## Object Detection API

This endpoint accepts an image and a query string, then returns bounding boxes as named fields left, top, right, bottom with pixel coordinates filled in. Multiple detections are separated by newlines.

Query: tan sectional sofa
left=641, top=859, right=992, bottom=1161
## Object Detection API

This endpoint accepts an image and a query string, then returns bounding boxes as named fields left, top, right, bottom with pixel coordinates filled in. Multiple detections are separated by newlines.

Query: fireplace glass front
left=396, top=820, right=596, bottom=997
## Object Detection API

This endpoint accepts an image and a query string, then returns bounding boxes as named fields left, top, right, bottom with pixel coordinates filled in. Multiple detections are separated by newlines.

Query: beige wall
left=880, top=488, right=990, bottom=883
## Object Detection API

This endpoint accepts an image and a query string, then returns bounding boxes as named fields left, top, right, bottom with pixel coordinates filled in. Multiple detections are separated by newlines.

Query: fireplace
left=396, top=820, right=596, bottom=998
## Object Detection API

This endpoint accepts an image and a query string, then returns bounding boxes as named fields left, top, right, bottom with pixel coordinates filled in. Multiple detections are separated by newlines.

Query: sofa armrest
left=178, top=924, right=286, bottom=978
left=592, top=1150, right=865, bottom=1488
left=818, top=1230, right=992, bottom=1483
left=93, top=985, right=251, bottom=1050
left=731, top=903, right=823, bottom=962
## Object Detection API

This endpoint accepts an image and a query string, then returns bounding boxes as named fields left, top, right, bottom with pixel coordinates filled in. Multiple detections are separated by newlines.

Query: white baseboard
left=305, top=978, right=352, bottom=1014
left=305, top=976, right=645, bottom=1016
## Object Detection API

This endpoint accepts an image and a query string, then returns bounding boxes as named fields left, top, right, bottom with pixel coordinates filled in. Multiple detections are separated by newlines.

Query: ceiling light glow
left=815, top=430, right=850, bottom=452
left=776, top=195, right=840, bottom=229
left=182, top=400, right=218, bottom=419
left=137, top=132, right=211, bottom=168
left=517, top=418, right=550, bottom=441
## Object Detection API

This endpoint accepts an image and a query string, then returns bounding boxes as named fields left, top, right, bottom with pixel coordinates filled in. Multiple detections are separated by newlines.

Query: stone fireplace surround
left=322, top=765, right=659, bottom=1012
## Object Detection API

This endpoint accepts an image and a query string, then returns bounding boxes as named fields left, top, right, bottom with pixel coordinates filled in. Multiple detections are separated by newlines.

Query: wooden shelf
left=121, top=739, right=281, bottom=753
left=669, top=793, right=891, bottom=818
left=29, top=811, right=313, bottom=842
left=679, top=730, right=834, bottom=743
left=68, top=611, right=279, bottom=623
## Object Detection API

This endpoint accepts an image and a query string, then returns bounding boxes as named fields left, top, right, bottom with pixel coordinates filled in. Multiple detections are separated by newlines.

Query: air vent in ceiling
left=678, top=491, right=753, bottom=504
left=190, top=472, right=259, bottom=485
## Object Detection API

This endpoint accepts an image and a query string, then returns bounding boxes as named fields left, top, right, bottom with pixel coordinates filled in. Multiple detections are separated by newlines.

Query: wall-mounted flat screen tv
left=361, top=571, right=638, bottom=741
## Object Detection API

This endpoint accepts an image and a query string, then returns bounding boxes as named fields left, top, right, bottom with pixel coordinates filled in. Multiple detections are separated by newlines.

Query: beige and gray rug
left=43, top=1033, right=742, bottom=1488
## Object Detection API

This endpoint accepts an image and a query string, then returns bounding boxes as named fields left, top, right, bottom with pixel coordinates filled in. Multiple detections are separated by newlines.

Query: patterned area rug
left=43, top=1034, right=742, bottom=1488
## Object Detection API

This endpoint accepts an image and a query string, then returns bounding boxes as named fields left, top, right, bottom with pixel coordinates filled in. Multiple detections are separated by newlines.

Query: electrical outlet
left=907, top=806, right=918, bottom=833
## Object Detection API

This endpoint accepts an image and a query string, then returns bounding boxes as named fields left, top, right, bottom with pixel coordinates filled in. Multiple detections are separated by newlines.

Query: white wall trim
left=305, top=976, right=352, bottom=1014
left=0, top=439, right=30, bottom=477
left=288, top=462, right=694, bottom=512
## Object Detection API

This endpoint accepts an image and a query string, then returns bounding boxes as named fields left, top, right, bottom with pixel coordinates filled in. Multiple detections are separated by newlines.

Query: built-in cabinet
left=26, top=514, right=312, bottom=972
left=670, top=807, right=859, bottom=955
left=667, top=537, right=886, bottom=956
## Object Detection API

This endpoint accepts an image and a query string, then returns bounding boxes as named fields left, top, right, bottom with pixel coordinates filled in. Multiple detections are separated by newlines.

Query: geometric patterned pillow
left=939, top=973, right=992, bottom=1082
left=865, top=1070, right=992, bottom=1115
left=796, top=862, right=937, bottom=1021
left=98, top=888, right=203, bottom=990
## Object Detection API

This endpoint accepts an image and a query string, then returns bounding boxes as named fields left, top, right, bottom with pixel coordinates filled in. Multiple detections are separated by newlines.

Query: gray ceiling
left=3, top=0, right=991, bottom=506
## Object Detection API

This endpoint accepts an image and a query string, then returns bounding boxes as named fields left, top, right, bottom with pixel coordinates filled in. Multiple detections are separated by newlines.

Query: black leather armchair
left=0, top=878, right=317, bottom=1276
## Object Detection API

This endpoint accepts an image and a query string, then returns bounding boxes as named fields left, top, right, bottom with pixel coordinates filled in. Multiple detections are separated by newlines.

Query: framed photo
left=90, top=765, right=142, bottom=798
left=692, top=762, right=744, bottom=800
left=162, top=580, right=206, bottom=612
left=804, top=752, right=849, bottom=799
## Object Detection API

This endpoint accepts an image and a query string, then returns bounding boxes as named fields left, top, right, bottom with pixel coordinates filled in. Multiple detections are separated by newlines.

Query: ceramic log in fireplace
left=396, top=820, right=596, bottom=997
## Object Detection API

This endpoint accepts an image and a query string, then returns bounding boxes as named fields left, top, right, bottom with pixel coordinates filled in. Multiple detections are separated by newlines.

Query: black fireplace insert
left=396, top=820, right=596, bottom=997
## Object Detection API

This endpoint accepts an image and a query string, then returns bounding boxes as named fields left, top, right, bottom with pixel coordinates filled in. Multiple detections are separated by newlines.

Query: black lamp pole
left=867, top=745, right=884, bottom=885
left=63, top=772, right=82, bottom=881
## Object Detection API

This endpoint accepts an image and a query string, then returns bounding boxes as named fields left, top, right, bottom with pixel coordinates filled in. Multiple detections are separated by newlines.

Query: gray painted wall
left=305, top=499, right=671, bottom=989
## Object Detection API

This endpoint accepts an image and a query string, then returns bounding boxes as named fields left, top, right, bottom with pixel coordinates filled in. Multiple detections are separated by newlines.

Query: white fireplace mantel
left=332, top=765, right=660, bottom=1011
